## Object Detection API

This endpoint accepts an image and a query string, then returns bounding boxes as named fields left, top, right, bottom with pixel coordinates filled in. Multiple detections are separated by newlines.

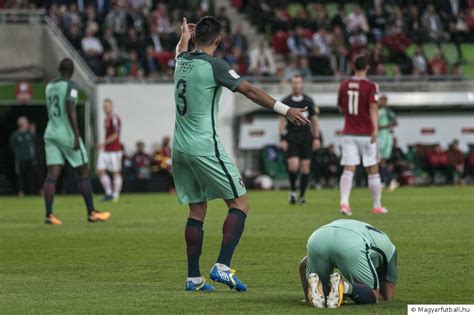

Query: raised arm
left=176, top=17, right=195, bottom=57
left=66, top=101, right=80, bottom=150
left=236, top=81, right=310, bottom=126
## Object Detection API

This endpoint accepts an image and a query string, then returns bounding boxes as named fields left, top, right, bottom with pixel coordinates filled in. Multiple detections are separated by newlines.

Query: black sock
left=300, top=173, right=309, bottom=197
left=185, top=218, right=204, bottom=277
left=43, top=177, right=56, bottom=216
left=349, top=283, right=377, bottom=304
left=78, top=176, right=94, bottom=214
left=216, top=208, right=247, bottom=267
left=289, top=171, right=298, bottom=191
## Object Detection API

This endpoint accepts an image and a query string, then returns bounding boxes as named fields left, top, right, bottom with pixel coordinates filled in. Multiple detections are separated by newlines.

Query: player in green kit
left=174, top=16, right=311, bottom=291
left=378, top=95, right=399, bottom=190
left=43, top=58, right=111, bottom=225
left=299, top=219, right=397, bottom=308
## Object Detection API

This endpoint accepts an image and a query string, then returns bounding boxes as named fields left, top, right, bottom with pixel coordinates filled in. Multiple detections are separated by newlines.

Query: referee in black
left=279, top=74, right=321, bottom=204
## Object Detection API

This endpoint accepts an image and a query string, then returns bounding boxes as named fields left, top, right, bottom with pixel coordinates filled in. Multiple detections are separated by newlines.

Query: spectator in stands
left=293, top=7, right=311, bottom=29
left=123, top=28, right=142, bottom=55
left=309, top=2, right=329, bottom=29
left=48, top=3, right=62, bottom=27
left=412, top=44, right=428, bottom=76
left=429, top=49, right=448, bottom=76
left=427, top=144, right=449, bottom=184
left=446, top=139, right=465, bottom=183
left=368, top=41, right=385, bottom=74
left=226, top=47, right=248, bottom=75
left=9, top=116, right=37, bottom=196
left=149, top=3, right=172, bottom=35
left=132, top=141, right=150, bottom=180
left=217, top=6, right=232, bottom=34
left=331, top=4, right=346, bottom=30
left=102, top=27, right=121, bottom=61
left=142, top=45, right=161, bottom=78
left=331, top=25, right=349, bottom=75
left=348, top=28, right=368, bottom=55
left=346, top=4, right=369, bottom=34
left=128, top=6, right=147, bottom=34
left=421, top=4, right=449, bottom=45
left=406, top=4, right=422, bottom=42
left=231, top=23, right=248, bottom=53
left=151, top=136, right=172, bottom=174
left=105, top=65, right=117, bottom=80
left=282, top=58, right=300, bottom=81
left=105, top=1, right=129, bottom=42
left=382, top=25, right=411, bottom=66
left=119, top=50, right=143, bottom=78
left=297, top=56, right=312, bottom=80
left=448, top=10, right=469, bottom=61
left=465, top=7, right=474, bottom=40
left=81, top=24, right=104, bottom=74
left=390, top=6, right=407, bottom=34
left=309, top=26, right=334, bottom=76
left=63, top=3, right=82, bottom=31
left=65, top=23, right=83, bottom=51
left=248, top=41, right=277, bottom=76
left=287, top=26, right=311, bottom=56
left=369, top=3, right=388, bottom=41
left=82, top=4, right=100, bottom=30
left=271, top=8, right=291, bottom=33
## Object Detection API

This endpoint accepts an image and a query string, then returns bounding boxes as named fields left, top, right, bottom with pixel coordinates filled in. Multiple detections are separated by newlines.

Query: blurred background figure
left=132, top=141, right=151, bottom=180
left=9, top=116, right=37, bottom=196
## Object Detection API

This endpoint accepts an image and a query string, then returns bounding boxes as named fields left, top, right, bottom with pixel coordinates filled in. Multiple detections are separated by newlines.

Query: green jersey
left=44, top=78, right=79, bottom=143
left=172, top=51, right=243, bottom=156
left=378, top=107, right=396, bottom=134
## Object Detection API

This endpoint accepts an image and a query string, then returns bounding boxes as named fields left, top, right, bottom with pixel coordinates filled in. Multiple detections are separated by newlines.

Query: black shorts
left=287, top=132, right=312, bottom=160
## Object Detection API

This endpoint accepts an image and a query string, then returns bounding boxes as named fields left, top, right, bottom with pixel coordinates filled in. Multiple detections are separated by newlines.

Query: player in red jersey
left=96, top=98, right=123, bottom=202
left=337, top=55, right=387, bottom=215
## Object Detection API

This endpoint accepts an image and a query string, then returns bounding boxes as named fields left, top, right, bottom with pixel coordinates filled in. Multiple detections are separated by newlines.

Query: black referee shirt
left=281, top=94, right=317, bottom=134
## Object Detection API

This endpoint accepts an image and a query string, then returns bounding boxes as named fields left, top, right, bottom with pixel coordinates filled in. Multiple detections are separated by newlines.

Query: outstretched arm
left=176, top=17, right=195, bottom=57
left=236, top=81, right=311, bottom=126
left=66, top=101, right=80, bottom=150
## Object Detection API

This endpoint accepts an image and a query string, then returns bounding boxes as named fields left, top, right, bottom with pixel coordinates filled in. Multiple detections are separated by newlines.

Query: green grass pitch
left=1, top=186, right=473, bottom=314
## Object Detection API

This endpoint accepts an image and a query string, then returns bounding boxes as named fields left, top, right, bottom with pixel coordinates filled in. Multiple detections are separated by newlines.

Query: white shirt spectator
left=346, top=11, right=369, bottom=33
left=249, top=44, right=277, bottom=76
left=311, top=31, right=332, bottom=56
left=81, top=36, right=104, bottom=55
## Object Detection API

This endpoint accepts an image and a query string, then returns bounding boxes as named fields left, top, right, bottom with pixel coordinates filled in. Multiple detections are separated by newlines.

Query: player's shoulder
left=302, top=93, right=315, bottom=104
left=281, top=94, right=292, bottom=103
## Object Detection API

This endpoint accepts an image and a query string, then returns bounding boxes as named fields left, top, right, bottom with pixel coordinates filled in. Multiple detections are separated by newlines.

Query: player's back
left=44, top=78, right=79, bottom=143
left=324, top=219, right=396, bottom=262
left=173, top=51, right=242, bottom=157
left=104, top=113, right=121, bottom=151
left=338, top=77, right=378, bottom=136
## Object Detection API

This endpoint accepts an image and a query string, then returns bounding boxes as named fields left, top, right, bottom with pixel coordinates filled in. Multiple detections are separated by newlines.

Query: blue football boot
left=210, top=265, right=247, bottom=291
left=185, top=278, right=215, bottom=291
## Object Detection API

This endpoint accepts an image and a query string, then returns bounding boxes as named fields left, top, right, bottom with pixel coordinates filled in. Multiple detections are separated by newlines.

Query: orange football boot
left=45, top=214, right=62, bottom=225
left=88, top=210, right=111, bottom=222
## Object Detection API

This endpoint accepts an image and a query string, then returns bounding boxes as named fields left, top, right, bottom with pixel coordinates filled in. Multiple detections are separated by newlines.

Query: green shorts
left=172, top=150, right=247, bottom=204
left=306, top=226, right=379, bottom=290
left=377, top=130, right=393, bottom=160
left=45, top=137, right=88, bottom=168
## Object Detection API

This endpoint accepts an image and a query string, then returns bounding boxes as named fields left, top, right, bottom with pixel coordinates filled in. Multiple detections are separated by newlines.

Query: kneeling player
left=299, top=219, right=397, bottom=308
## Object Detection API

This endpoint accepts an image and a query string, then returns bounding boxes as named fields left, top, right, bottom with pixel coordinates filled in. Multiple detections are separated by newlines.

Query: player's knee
left=344, top=165, right=356, bottom=173
left=366, top=164, right=379, bottom=174
left=229, top=194, right=249, bottom=213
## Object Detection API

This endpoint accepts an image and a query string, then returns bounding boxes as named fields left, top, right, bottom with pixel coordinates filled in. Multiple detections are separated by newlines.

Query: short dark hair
left=195, top=16, right=221, bottom=46
left=58, top=58, right=74, bottom=77
left=353, top=54, right=368, bottom=71
left=291, top=74, right=304, bottom=81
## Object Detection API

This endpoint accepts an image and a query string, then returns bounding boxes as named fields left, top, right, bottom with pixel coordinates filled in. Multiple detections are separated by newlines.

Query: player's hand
left=312, top=138, right=321, bottom=151
left=370, top=131, right=378, bottom=144
left=73, top=137, right=80, bottom=151
left=285, top=107, right=311, bottom=126
left=181, top=17, right=195, bottom=42
left=280, top=140, right=288, bottom=152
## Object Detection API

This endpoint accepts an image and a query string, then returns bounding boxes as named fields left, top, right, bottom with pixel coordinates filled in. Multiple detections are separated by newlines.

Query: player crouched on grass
left=96, top=98, right=123, bottom=203
left=43, top=58, right=111, bottom=225
left=299, top=219, right=397, bottom=308
left=173, top=16, right=310, bottom=291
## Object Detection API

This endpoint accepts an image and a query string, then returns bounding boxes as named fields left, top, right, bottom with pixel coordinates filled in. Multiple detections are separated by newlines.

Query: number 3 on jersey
left=347, top=90, right=359, bottom=115
left=176, top=79, right=187, bottom=116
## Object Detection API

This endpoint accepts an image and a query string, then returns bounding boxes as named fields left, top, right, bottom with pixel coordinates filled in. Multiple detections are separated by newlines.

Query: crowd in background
left=239, top=0, right=474, bottom=78
left=4, top=0, right=474, bottom=79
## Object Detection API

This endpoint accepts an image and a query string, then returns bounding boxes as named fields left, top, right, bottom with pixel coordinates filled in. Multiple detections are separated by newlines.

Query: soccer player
left=96, top=98, right=123, bottom=202
left=299, top=219, right=397, bottom=308
left=377, top=95, right=399, bottom=191
left=174, top=17, right=310, bottom=291
left=43, top=58, right=111, bottom=225
left=337, top=55, right=387, bottom=215
left=279, top=74, right=321, bottom=205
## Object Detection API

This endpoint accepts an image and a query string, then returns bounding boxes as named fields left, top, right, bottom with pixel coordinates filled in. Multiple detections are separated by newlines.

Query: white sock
left=187, top=276, right=203, bottom=284
left=343, top=280, right=351, bottom=294
left=339, top=170, right=354, bottom=205
left=113, top=174, right=123, bottom=199
left=99, top=174, right=112, bottom=196
left=368, top=173, right=382, bottom=208
left=214, top=263, right=230, bottom=271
